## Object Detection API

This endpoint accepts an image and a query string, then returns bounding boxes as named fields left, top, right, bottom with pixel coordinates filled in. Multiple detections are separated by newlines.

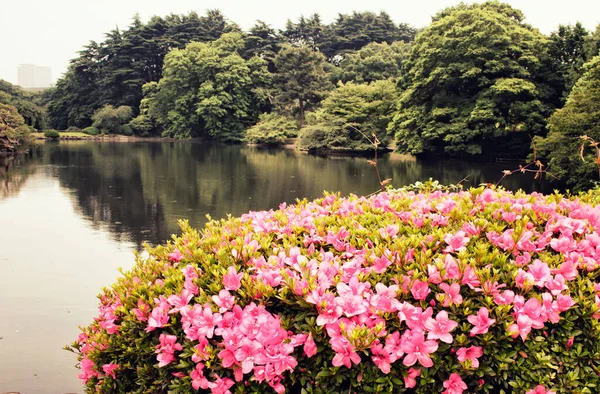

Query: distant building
left=17, top=64, right=52, bottom=91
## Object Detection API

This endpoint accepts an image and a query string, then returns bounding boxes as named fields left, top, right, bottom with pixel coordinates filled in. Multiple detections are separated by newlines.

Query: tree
left=47, top=10, right=234, bottom=129
left=535, top=55, right=600, bottom=191
left=91, top=105, right=133, bottom=133
left=242, top=21, right=284, bottom=71
left=331, top=41, right=410, bottom=83
left=272, top=45, right=332, bottom=125
left=548, top=23, right=592, bottom=99
left=147, top=33, right=270, bottom=141
left=389, top=2, right=558, bottom=158
left=283, top=14, right=328, bottom=51
left=299, top=79, right=398, bottom=151
left=0, top=103, right=31, bottom=146
left=244, top=113, right=299, bottom=145
left=0, top=79, right=47, bottom=129
left=586, top=24, right=600, bottom=59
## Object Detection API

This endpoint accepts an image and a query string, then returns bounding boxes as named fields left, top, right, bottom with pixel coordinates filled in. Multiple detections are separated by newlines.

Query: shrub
left=245, top=113, right=299, bottom=145
left=44, top=129, right=60, bottom=139
left=82, top=126, right=100, bottom=136
left=67, top=126, right=82, bottom=131
left=128, top=115, right=155, bottom=137
left=118, top=124, right=133, bottom=136
left=70, top=185, right=600, bottom=394
left=91, top=105, right=133, bottom=133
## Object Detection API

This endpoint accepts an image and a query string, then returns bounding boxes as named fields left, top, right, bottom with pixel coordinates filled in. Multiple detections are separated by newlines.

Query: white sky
left=1, top=0, right=599, bottom=85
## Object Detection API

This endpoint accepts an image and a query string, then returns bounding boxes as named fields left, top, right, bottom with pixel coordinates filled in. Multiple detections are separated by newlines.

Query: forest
left=2, top=2, right=600, bottom=189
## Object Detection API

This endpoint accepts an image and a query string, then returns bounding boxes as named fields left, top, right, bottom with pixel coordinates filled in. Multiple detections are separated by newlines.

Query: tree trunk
left=298, top=98, right=305, bottom=127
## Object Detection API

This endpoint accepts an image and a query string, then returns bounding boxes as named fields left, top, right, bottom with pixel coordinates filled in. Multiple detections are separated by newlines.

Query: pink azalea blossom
left=168, top=249, right=184, bottom=262
left=526, top=385, right=556, bottom=394
left=404, top=367, right=421, bottom=388
left=424, top=310, right=458, bottom=343
left=456, top=346, right=483, bottom=368
left=411, top=280, right=431, bottom=300
left=401, top=329, right=439, bottom=368
left=155, top=334, right=183, bottom=367
left=438, top=283, right=463, bottom=306
left=223, top=266, right=243, bottom=291
left=443, top=373, right=468, bottom=394
left=467, top=308, right=496, bottom=336
left=102, top=363, right=119, bottom=378
left=304, top=333, right=317, bottom=357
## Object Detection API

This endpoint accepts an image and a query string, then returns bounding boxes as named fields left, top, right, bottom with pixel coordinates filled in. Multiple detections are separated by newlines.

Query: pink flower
left=526, top=385, right=556, bottom=394
left=401, top=329, right=439, bottom=368
left=102, top=363, right=119, bottom=378
left=566, top=336, right=574, bottom=350
left=438, top=282, right=463, bottom=306
left=443, top=373, right=468, bottom=394
left=404, top=367, right=421, bottom=388
left=456, top=346, right=483, bottom=368
left=208, top=375, right=235, bottom=394
left=330, top=336, right=361, bottom=368
left=223, top=266, right=243, bottom=291
left=304, top=333, right=317, bottom=357
left=528, top=260, right=551, bottom=287
left=168, top=249, right=184, bottom=262
left=411, top=280, right=431, bottom=300
left=467, top=308, right=496, bottom=336
left=155, top=334, right=183, bottom=367
left=461, top=265, right=480, bottom=288
left=424, top=310, right=458, bottom=344
left=444, top=231, right=470, bottom=253
left=212, top=290, right=236, bottom=313
left=146, top=305, right=169, bottom=332
left=190, top=363, right=209, bottom=390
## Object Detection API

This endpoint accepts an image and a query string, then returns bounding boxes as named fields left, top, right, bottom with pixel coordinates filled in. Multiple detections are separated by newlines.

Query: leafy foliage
left=272, top=45, right=332, bottom=125
left=389, top=2, right=558, bottom=158
left=0, top=79, right=47, bottom=130
left=147, top=33, right=270, bottom=141
left=91, top=105, right=133, bottom=134
left=82, top=126, right=101, bottom=136
left=245, top=113, right=299, bottom=145
left=0, top=103, right=32, bottom=143
left=44, top=130, right=60, bottom=139
left=71, top=186, right=600, bottom=393
left=299, top=79, right=398, bottom=151
left=535, top=55, right=600, bottom=191
left=331, top=41, right=410, bottom=84
left=47, top=10, right=235, bottom=129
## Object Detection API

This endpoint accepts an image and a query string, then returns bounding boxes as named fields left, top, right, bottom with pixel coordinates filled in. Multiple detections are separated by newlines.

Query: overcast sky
left=1, top=0, right=599, bottom=85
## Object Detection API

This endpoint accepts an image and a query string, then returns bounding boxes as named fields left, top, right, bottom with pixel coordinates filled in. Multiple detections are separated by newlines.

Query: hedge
left=69, top=184, right=600, bottom=394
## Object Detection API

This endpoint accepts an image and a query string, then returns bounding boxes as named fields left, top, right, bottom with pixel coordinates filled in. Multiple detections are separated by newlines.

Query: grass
left=33, top=131, right=97, bottom=138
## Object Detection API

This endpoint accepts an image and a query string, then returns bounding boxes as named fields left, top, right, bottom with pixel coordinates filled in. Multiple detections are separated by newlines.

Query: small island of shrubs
left=70, top=184, right=600, bottom=393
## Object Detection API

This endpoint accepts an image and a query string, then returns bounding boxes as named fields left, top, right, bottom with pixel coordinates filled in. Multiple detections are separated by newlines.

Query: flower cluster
left=70, top=186, right=600, bottom=393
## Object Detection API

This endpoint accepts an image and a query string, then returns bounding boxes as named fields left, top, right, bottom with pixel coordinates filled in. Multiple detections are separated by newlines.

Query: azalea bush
left=70, top=185, right=600, bottom=394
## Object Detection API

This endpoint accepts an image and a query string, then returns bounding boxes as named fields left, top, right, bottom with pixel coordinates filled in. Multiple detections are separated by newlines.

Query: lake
left=0, top=141, right=551, bottom=393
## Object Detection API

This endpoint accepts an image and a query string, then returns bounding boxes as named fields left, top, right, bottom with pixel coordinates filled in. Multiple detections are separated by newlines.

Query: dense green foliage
left=0, top=103, right=32, bottom=144
left=245, top=113, right=299, bottom=145
left=47, top=10, right=236, bottom=129
left=72, top=185, right=600, bottom=393
left=91, top=105, right=133, bottom=134
left=299, top=79, right=398, bottom=151
left=0, top=79, right=47, bottom=130
left=272, top=45, right=332, bottom=125
left=390, top=2, right=560, bottom=157
left=44, top=130, right=60, bottom=139
left=331, top=41, right=410, bottom=84
left=535, top=55, right=600, bottom=191
left=146, top=33, right=270, bottom=141
left=82, top=126, right=101, bottom=136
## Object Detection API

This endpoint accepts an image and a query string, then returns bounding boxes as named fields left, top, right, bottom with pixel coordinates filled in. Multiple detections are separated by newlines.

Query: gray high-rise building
left=17, top=64, right=52, bottom=90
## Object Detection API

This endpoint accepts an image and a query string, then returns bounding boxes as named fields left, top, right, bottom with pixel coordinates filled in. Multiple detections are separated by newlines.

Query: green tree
left=242, top=21, right=284, bottom=71
left=47, top=10, right=234, bottom=129
left=272, top=45, right=332, bottom=125
left=331, top=41, right=410, bottom=83
left=283, top=14, right=328, bottom=51
left=390, top=2, right=557, bottom=157
left=91, top=105, right=133, bottom=133
left=548, top=23, right=592, bottom=99
left=0, top=103, right=32, bottom=144
left=0, top=79, right=47, bottom=129
left=148, top=33, right=270, bottom=141
left=244, top=113, right=299, bottom=145
left=586, top=24, right=600, bottom=59
left=535, top=55, right=600, bottom=191
left=299, top=79, right=398, bottom=151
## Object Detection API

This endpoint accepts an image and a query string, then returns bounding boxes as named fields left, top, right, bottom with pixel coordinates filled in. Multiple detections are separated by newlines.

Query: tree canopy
left=535, top=55, right=600, bottom=191
left=0, top=80, right=47, bottom=130
left=147, top=33, right=270, bottom=141
left=390, top=1, right=558, bottom=157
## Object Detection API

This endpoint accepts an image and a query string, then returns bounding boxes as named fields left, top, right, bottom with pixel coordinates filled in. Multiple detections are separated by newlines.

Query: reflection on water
left=0, top=141, right=551, bottom=393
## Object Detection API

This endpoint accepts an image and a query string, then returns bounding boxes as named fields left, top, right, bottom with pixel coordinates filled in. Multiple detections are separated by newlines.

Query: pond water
left=0, top=141, right=551, bottom=393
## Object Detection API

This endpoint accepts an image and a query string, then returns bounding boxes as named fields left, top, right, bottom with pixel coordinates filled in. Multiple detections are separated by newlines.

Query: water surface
left=0, top=141, right=550, bottom=393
